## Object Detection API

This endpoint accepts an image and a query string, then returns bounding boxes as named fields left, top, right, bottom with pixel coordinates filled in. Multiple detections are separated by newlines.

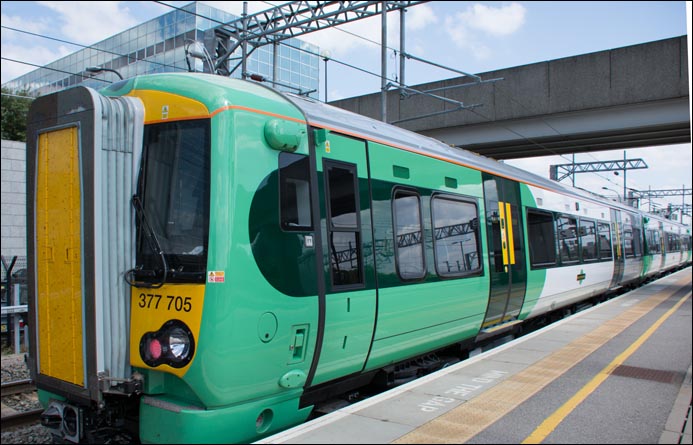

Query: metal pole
left=623, top=150, right=627, bottom=204
left=241, top=2, right=248, bottom=80
left=399, top=7, right=406, bottom=93
left=572, top=153, right=575, bottom=187
left=381, top=1, right=387, bottom=122
left=324, top=57, right=328, bottom=102
left=273, top=41, right=278, bottom=83
left=13, top=284, right=20, bottom=354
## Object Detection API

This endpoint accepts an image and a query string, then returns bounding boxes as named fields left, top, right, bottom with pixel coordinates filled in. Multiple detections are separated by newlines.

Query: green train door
left=481, top=174, right=527, bottom=332
left=309, top=129, right=377, bottom=386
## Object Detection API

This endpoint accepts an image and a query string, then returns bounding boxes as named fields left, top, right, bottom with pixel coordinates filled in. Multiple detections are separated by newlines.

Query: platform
left=258, top=267, right=692, bottom=444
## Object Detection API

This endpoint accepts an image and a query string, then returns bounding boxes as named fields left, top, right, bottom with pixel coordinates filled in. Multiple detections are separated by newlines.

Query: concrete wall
left=1, top=139, right=27, bottom=261
left=330, top=36, right=689, bottom=134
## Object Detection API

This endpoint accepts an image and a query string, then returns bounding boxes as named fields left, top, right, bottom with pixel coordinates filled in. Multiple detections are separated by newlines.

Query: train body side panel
left=364, top=141, right=488, bottom=371
left=519, top=184, right=614, bottom=319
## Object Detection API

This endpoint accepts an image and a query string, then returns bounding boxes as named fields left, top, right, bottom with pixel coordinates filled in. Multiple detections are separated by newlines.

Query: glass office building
left=3, top=1, right=320, bottom=98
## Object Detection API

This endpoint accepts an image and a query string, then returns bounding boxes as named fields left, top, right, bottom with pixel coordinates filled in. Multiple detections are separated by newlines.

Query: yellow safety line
left=522, top=289, right=691, bottom=444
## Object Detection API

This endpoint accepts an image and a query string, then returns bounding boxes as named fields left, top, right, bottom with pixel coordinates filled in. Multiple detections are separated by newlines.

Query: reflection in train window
left=393, top=189, right=425, bottom=280
left=431, top=196, right=481, bottom=277
left=279, top=153, right=313, bottom=231
left=325, top=161, right=362, bottom=287
left=598, top=222, right=613, bottom=260
left=557, top=215, right=579, bottom=264
left=579, top=219, right=598, bottom=262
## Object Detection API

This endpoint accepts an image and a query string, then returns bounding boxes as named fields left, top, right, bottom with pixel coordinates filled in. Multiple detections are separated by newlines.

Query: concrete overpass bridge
left=330, top=36, right=690, bottom=160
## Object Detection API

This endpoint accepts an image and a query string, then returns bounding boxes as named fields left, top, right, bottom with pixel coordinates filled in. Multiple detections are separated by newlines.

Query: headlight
left=140, top=320, right=195, bottom=368
left=168, top=327, right=191, bottom=359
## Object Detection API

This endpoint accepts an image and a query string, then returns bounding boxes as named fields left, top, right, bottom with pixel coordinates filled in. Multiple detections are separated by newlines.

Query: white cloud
left=459, top=3, right=527, bottom=37
left=444, top=2, right=526, bottom=60
left=406, top=4, right=438, bottom=31
left=1, top=35, right=73, bottom=85
left=1, top=12, right=51, bottom=36
left=37, top=1, right=140, bottom=45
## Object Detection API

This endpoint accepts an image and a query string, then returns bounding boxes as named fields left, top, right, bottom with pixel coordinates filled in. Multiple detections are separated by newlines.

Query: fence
left=1, top=255, right=28, bottom=354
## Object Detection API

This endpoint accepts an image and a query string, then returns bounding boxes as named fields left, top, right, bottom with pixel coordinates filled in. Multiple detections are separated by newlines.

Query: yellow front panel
left=36, top=127, right=84, bottom=386
left=126, top=90, right=209, bottom=123
left=130, top=284, right=205, bottom=378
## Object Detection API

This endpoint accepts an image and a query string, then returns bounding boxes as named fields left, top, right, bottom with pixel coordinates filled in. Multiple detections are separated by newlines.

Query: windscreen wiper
left=124, top=194, right=169, bottom=289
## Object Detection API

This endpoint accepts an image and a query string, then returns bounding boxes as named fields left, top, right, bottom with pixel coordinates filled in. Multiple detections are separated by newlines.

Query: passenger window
left=393, top=189, right=425, bottom=280
left=527, top=209, right=556, bottom=268
left=325, top=162, right=362, bottom=287
left=431, top=196, right=481, bottom=277
left=527, top=209, right=556, bottom=267
left=653, top=231, right=662, bottom=253
left=579, top=219, right=598, bottom=261
left=632, top=226, right=643, bottom=257
left=279, top=153, right=313, bottom=231
left=647, top=230, right=661, bottom=254
left=557, top=216, right=579, bottom=264
left=598, top=222, right=613, bottom=260
left=623, top=225, right=635, bottom=258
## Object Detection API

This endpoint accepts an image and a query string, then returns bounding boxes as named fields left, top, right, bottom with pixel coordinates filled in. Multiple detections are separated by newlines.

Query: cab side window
left=279, top=153, right=312, bottom=231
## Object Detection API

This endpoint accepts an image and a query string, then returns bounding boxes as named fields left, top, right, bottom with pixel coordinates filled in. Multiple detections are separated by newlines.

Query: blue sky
left=1, top=1, right=691, bottom=223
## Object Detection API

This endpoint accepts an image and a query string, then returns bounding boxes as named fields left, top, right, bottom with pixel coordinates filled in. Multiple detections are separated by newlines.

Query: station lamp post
left=601, top=186, right=621, bottom=202
left=86, top=66, right=124, bottom=80
left=320, top=50, right=331, bottom=103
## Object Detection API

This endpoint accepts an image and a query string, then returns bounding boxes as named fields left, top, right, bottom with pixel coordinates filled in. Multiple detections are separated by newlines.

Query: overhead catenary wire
left=1, top=56, right=110, bottom=84
left=1, top=24, right=189, bottom=80
left=149, top=1, right=623, bottom=182
left=2, top=2, right=675, bottom=197
left=245, top=3, right=608, bottom=171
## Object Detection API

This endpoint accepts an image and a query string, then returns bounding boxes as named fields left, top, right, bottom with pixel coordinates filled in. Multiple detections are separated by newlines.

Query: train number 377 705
left=137, top=293, right=192, bottom=312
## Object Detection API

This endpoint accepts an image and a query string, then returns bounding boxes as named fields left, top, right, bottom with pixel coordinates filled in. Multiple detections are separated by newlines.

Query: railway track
left=1, top=379, right=44, bottom=430
left=1, top=407, right=44, bottom=429
left=2, top=379, right=34, bottom=397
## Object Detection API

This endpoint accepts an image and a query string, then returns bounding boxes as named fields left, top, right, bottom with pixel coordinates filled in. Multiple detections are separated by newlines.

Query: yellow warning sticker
left=207, top=271, right=225, bottom=283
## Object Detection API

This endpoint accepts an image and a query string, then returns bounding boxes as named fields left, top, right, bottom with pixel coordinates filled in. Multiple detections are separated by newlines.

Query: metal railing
left=1, top=255, right=29, bottom=354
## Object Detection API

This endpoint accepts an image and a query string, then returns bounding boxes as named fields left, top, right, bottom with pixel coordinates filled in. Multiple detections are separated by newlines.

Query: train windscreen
left=134, top=119, right=211, bottom=283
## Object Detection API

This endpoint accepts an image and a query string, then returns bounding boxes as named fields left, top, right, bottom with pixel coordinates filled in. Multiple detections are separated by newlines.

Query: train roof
left=101, top=73, right=687, bottom=230
left=285, top=92, right=689, bottom=230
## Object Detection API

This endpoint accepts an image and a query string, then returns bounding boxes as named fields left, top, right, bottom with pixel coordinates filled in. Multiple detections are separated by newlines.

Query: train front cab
left=24, top=75, right=323, bottom=444
left=119, top=75, right=321, bottom=444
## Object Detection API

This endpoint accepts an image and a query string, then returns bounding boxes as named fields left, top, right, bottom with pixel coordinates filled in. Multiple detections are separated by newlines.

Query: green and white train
left=25, top=73, right=691, bottom=444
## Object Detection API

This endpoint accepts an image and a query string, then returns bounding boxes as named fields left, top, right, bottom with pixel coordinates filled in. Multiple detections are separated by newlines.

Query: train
left=24, top=72, right=691, bottom=444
